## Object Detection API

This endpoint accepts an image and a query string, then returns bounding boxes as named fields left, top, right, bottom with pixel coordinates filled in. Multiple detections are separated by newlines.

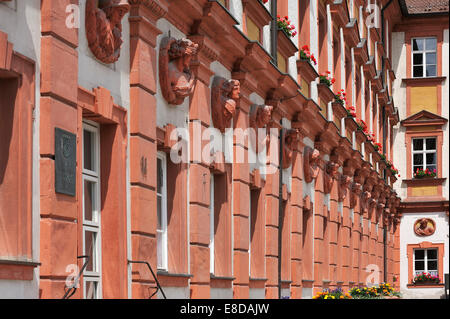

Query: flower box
left=317, top=83, right=335, bottom=104
left=343, top=18, right=360, bottom=48
left=363, top=56, right=377, bottom=80
left=354, top=38, right=369, bottom=66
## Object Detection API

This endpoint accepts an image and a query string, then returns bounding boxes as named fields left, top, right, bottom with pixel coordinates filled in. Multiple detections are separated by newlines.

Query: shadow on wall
left=0, top=75, right=18, bottom=184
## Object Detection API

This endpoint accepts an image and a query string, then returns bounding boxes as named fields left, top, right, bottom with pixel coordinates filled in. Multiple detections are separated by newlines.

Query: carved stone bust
left=338, top=174, right=352, bottom=202
left=304, top=146, right=320, bottom=183
left=282, top=129, right=299, bottom=169
left=323, top=161, right=340, bottom=194
left=85, top=0, right=130, bottom=64
left=249, top=104, right=273, bottom=153
left=211, top=77, right=240, bottom=133
left=159, top=37, right=198, bottom=105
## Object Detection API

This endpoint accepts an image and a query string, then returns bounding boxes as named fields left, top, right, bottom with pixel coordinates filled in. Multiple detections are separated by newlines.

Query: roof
left=399, top=0, right=449, bottom=16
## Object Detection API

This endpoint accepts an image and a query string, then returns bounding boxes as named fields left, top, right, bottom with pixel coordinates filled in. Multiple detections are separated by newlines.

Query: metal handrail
left=128, top=260, right=166, bottom=299
left=62, top=255, right=91, bottom=299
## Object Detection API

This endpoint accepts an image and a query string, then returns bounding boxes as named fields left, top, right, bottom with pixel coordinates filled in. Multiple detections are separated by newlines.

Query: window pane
left=427, top=249, right=437, bottom=260
left=426, top=65, right=436, bottom=77
left=85, top=280, right=98, bottom=299
left=415, top=260, right=425, bottom=271
left=83, top=130, right=93, bottom=171
left=84, top=180, right=96, bottom=222
left=427, top=260, right=438, bottom=271
left=157, top=195, right=162, bottom=230
left=157, top=231, right=163, bottom=269
left=413, top=154, right=423, bottom=166
left=426, top=153, right=436, bottom=165
left=413, top=66, right=423, bottom=77
left=415, top=249, right=425, bottom=260
left=157, top=158, right=163, bottom=194
left=412, top=39, right=424, bottom=51
left=426, top=53, right=436, bottom=65
left=84, top=230, right=97, bottom=272
left=426, top=138, right=436, bottom=150
left=413, top=53, right=423, bottom=65
left=413, top=139, right=423, bottom=151
left=425, top=38, right=437, bottom=51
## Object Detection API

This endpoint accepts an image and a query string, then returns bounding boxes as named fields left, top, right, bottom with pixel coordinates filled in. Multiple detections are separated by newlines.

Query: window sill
left=403, top=177, right=446, bottom=186
left=402, top=76, right=446, bottom=85
left=407, top=283, right=445, bottom=288
left=156, top=270, right=193, bottom=278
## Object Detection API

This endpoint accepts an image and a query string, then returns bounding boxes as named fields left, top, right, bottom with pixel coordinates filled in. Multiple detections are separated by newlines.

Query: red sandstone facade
left=1, top=0, right=429, bottom=299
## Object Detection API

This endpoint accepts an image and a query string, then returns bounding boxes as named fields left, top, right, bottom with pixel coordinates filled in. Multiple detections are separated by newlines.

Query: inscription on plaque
left=55, top=128, right=76, bottom=196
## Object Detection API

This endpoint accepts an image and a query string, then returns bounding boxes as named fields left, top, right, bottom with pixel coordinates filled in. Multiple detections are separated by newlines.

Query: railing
left=128, top=260, right=167, bottom=299
left=62, top=255, right=91, bottom=299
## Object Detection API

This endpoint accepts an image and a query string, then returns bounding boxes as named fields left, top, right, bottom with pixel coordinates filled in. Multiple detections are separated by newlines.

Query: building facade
left=391, top=1, right=449, bottom=299
left=0, top=0, right=447, bottom=299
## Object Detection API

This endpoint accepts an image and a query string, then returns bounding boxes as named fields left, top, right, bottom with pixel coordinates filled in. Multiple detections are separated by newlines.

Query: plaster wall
left=0, top=0, right=41, bottom=299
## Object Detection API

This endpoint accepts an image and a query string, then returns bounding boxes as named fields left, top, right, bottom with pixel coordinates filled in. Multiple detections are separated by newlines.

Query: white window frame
left=413, top=248, right=438, bottom=277
left=412, top=137, right=437, bottom=175
left=411, top=37, right=437, bottom=78
left=156, top=151, right=168, bottom=271
left=82, top=121, right=102, bottom=299
left=209, top=173, right=215, bottom=275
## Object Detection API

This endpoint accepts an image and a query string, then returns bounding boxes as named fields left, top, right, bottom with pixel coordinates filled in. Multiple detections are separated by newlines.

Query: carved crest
left=85, top=0, right=130, bottom=64
left=282, top=129, right=299, bottom=169
left=159, top=37, right=198, bottom=105
left=304, top=146, right=320, bottom=183
left=211, top=77, right=240, bottom=133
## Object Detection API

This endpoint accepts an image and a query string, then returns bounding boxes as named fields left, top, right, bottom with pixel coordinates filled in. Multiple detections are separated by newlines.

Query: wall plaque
left=413, top=218, right=436, bottom=237
left=55, top=128, right=76, bottom=196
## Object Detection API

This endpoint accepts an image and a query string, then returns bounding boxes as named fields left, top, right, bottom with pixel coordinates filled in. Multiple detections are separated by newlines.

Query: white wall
left=391, top=31, right=407, bottom=198
left=0, top=0, right=41, bottom=299
left=442, top=29, right=449, bottom=200
left=77, top=0, right=130, bottom=108
left=399, top=212, right=449, bottom=299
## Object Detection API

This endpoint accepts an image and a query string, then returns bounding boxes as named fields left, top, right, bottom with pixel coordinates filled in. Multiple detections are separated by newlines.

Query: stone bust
left=211, top=77, right=240, bottom=133
left=159, top=37, right=198, bottom=105
left=85, top=0, right=130, bottom=64
left=282, top=129, right=299, bottom=169
left=249, top=104, right=274, bottom=153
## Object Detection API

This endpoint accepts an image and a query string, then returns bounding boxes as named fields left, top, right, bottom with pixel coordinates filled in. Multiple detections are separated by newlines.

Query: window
left=412, top=137, right=437, bottom=175
left=412, top=37, right=437, bottom=78
left=413, top=248, right=438, bottom=277
left=157, top=152, right=168, bottom=270
left=82, top=121, right=101, bottom=299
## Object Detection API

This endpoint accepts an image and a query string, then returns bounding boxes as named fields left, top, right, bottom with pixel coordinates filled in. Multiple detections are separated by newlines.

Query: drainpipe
left=278, top=125, right=283, bottom=299
left=380, top=0, right=393, bottom=284
left=270, top=0, right=278, bottom=66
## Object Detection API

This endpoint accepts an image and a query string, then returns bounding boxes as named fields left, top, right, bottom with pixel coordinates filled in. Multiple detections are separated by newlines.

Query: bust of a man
left=211, top=78, right=240, bottom=133
left=167, top=39, right=198, bottom=101
left=160, top=37, right=198, bottom=105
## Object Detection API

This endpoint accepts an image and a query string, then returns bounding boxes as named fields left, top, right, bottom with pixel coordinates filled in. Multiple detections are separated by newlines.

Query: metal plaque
left=55, top=127, right=76, bottom=196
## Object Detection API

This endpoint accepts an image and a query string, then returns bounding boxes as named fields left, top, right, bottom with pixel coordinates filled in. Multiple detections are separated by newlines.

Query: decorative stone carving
left=211, top=77, right=240, bottom=133
left=349, top=181, right=361, bottom=209
left=360, top=190, right=371, bottom=214
left=249, top=104, right=274, bottom=153
left=159, top=37, right=198, bottom=105
left=282, top=129, right=300, bottom=169
left=323, top=161, right=340, bottom=194
left=338, top=174, right=352, bottom=202
left=250, top=104, right=274, bottom=129
left=86, top=0, right=130, bottom=64
left=304, top=146, right=320, bottom=183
